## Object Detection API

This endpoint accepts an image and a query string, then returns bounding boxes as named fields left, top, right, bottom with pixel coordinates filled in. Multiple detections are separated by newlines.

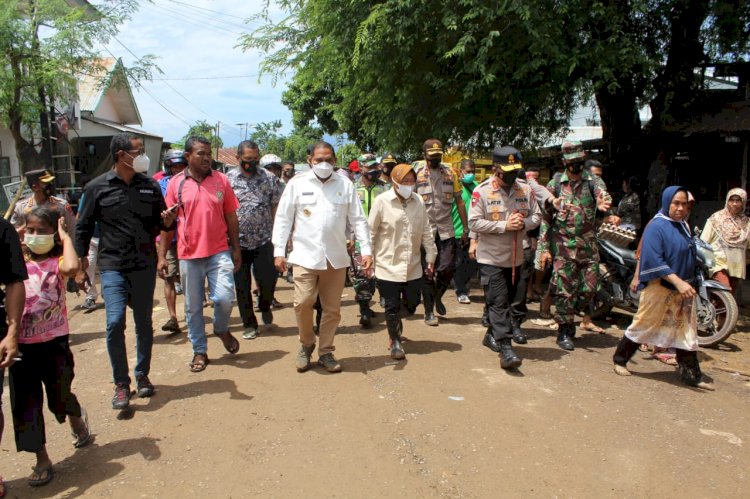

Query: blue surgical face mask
left=462, top=173, right=475, bottom=184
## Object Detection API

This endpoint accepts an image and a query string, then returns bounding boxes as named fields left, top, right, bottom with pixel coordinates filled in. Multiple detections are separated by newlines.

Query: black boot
left=482, top=329, right=501, bottom=353
left=556, top=323, right=575, bottom=351
left=435, top=282, right=448, bottom=316
left=511, top=322, right=527, bottom=344
left=499, top=338, right=522, bottom=370
left=358, top=301, right=372, bottom=328
left=385, top=314, right=405, bottom=360
left=481, top=304, right=490, bottom=328
left=423, top=285, right=438, bottom=326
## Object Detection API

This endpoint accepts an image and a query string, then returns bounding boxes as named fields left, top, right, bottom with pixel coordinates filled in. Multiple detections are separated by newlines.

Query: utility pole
left=215, top=121, right=220, bottom=160
left=236, top=122, right=248, bottom=141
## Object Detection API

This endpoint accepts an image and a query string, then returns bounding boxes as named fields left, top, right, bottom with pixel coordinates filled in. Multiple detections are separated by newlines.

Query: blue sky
left=105, top=0, right=292, bottom=146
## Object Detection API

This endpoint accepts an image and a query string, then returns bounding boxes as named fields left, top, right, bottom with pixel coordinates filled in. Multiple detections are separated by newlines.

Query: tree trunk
left=649, top=0, right=709, bottom=133
left=595, top=82, right=642, bottom=173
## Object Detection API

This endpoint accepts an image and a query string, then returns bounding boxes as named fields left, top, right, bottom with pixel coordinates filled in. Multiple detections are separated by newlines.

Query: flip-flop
left=218, top=333, right=240, bottom=354
left=189, top=354, right=209, bottom=372
left=581, top=324, right=606, bottom=334
left=28, top=465, right=54, bottom=487
left=652, top=352, right=678, bottom=366
left=71, top=407, right=92, bottom=448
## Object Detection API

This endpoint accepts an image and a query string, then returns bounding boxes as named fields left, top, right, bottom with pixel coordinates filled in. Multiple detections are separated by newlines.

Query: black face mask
left=382, top=165, right=395, bottom=176
left=43, top=184, right=55, bottom=197
left=500, top=172, right=518, bottom=186
left=241, top=159, right=259, bottom=172
left=363, top=170, right=381, bottom=182
left=428, top=158, right=441, bottom=168
left=567, top=162, right=583, bottom=174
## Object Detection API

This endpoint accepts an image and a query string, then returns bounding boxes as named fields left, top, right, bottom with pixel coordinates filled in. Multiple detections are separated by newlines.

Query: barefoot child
left=9, top=206, right=91, bottom=488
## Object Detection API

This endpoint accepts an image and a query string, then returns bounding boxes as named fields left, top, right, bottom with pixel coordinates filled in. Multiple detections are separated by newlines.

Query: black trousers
left=453, top=239, right=477, bottom=296
left=613, top=336, right=703, bottom=385
left=421, top=234, right=456, bottom=288
left=10, top=336, right=82, bottom=453
left=234, top=241, right=276, bottom=327
left=378, top=278, right=423, bottom=317
left=480, top=263, right=529, bottom=340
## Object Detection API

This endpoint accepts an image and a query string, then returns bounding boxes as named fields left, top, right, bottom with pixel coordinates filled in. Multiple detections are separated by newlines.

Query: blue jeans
left=180, top=251, right=235, bottom=354
left=100, top=266, right=157, bottom=386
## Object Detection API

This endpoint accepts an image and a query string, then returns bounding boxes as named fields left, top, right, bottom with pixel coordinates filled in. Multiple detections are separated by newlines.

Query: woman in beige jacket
left=368, top=164, right=437, bottom=359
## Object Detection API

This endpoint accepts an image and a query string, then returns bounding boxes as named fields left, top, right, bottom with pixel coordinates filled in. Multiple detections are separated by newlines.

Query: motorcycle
left=592, top=230, right=738, bottom=347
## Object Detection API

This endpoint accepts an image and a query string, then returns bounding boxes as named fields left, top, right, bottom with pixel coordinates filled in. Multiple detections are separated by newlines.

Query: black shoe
left=161, top=317, right=181, bottom=334
left=424, top=312, right=439, bottom=327
left=481, top=315, right=490, bottom=328
left=136, top=375, right=155, bottom=398
left=511, top=324, right=527, bottom=344
left=499, top=339, right=522, bottom=370
left=435, top=297, right=446, bottom=316
left=359, top=314, right=372, bottom=328
left=112, top=383, right=131, bottom=410
left=261, top=310, right=273, bottom=326
left=556, top=324, right=575, bottom=351
left=482, top=332, right=501, bottom=353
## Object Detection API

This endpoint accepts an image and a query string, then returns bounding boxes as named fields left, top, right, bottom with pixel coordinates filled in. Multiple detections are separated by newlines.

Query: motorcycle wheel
left=590, top=289, right=614, bottom=320
left=697, top=288, right=738, bottom=347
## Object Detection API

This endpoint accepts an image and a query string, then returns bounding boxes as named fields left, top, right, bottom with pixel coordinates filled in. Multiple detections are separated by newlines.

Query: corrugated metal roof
left=78, top=58, right=117, bottom=112
left=664, top=100, right=750, bottom=134
left=217, top=148, right=238, bottom=167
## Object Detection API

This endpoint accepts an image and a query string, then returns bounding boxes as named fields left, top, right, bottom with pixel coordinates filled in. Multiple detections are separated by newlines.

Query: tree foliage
left=246, top=120, right=324, bottom=163
left=240, top=0, right=750, bottom=162
left=177, top=120, right=224, bottom=151
left=0, top=0, right=157, bottom=172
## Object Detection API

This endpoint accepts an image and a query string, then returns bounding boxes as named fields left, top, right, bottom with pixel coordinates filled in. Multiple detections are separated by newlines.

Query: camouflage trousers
left=551, top=257, right=600, bottom=324
left=350, top=249, right=376, bottom=303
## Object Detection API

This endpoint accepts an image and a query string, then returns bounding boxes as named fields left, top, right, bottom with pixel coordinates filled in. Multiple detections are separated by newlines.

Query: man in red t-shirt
left=158, top=136, right=241, bottom=373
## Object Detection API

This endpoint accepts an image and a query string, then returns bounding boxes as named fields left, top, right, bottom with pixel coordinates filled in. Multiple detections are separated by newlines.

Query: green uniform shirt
left=451, top=181, right=477, bottom=238
left=355, top=179, right=387, bottom=217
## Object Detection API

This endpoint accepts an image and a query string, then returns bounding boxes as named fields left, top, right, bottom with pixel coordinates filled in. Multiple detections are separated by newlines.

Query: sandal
left=189, top=353, right=209, bottom=372
left=71, top=407, right=92, bottom=448
left=217, top=333, right=240, bottom=354
left=28, top=465, right=54, bottom=487
left=652, top=352, right=678, bottom=366
left=581, top=323, right=605, bottom=334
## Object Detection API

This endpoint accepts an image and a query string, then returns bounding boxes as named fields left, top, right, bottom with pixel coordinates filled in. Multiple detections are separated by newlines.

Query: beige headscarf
left=709, top=188, right=750, bottom=248
left=390, top=163, right=415, bottom=185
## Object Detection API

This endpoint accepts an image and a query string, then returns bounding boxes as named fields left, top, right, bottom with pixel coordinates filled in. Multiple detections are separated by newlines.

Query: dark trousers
left=453, top=240, right=477, bottom=296
left=100, top=266, right=156, bottom=386
left=480, top=263, right=529, bottom=340
left=613, top=336, right=703, bottom=385
left=421, top=235, right=456, bottom=311
left=10, top=336, right=82, bottom=453
left=234, top=241, right=275, bottom=327
left=378, top=278, right=423, bottom=316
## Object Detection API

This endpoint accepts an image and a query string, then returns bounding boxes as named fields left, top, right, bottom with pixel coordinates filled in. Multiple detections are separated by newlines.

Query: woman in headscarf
left=700, top=188, right=750, bottom=295
left=368, top=164, right=437, bottom=360
left=613, top=186, right=712, bottom=389
left=617, top=176, right=642, bottom=232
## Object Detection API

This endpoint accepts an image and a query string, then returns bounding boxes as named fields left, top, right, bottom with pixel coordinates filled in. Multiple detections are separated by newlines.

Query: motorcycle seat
left=598, top=239, right=638, bottom=265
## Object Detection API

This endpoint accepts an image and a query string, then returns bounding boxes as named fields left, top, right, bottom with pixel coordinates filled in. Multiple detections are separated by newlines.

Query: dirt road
left=2, top=279, right=749, bottom=497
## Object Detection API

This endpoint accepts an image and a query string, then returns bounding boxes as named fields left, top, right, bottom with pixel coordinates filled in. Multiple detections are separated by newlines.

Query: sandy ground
left=1, top=277, right=749, bottom=498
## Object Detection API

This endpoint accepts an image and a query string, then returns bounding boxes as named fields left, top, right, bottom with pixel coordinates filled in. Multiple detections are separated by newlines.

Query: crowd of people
left=1, top=131, right=746, bottom=491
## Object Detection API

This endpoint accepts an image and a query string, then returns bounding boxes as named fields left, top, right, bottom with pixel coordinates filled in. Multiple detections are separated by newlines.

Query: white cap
left=260, top=154, right=282, bottom=168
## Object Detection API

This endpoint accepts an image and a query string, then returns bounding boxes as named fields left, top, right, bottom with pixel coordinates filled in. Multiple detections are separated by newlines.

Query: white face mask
left=132, top=154, right=150, bottom=173
left=312, top=161, right=334, bottom=179
left=394, top=182, right=413, bottom=199
left=24, top=233, right=56, bottom=255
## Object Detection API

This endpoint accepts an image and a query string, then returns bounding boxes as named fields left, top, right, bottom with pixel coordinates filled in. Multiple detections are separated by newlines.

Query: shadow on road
left=133, top=379, right=253, bottom=413
left=3, top=437, right=162, bottom=499
left=209, top=349, right=288, bottom=369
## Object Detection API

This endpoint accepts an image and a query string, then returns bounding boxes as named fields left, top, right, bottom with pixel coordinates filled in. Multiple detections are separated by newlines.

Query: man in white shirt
left=273, top=141, right=373, bottom=373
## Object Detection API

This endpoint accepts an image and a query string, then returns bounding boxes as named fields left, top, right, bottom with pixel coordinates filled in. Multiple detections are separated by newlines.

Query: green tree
left=178, top=120, right=223, bottom=151
left=240, top=0, right=750, bottom=167
left=0, top=0, right=157, bottom=172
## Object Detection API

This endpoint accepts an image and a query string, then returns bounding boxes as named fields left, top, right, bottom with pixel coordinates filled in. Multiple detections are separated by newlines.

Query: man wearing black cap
left=379, top=153, right=398, bottom=187
left=538, top=141, right=612, bottom=351
left=11, top=169, right=76, bottom=242
left=469, top=146, right=541, bottom=369
left=412, top=139, right=468, bottom=326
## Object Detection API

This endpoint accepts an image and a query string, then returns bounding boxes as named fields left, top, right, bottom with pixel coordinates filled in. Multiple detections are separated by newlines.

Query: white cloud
left=104, top=0, right=293, bottom=145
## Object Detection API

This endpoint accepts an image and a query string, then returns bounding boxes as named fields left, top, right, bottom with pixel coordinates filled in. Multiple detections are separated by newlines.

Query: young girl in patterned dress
left=9, top=206, right=91, bottom=488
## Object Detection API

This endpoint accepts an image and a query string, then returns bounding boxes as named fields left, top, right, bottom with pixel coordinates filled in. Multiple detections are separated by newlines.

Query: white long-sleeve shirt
left=272, top=170, right=371, bottom=270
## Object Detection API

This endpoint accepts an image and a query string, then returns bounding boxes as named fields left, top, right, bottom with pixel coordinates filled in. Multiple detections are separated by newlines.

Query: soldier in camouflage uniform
left=351, top=153, right=387, bottom=327
left=538, top=141, right=612, bottom=351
